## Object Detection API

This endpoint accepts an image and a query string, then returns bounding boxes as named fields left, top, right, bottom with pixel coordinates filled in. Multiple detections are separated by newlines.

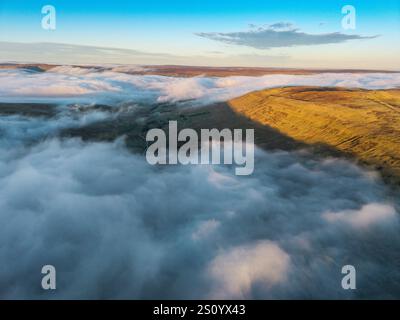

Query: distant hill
left=0, top=63, right=57, bottom=72
left=1, top=63, right=398, bottom=77
left=228, top=86, right=400, bottom=186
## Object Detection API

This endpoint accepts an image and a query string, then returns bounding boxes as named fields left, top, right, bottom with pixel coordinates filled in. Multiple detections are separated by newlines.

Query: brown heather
left=228, top=86, right=400, bottom=186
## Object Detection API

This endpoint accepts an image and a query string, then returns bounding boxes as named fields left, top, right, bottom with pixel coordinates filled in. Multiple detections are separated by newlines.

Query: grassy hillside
left=228, top=86, right=400, bottom=186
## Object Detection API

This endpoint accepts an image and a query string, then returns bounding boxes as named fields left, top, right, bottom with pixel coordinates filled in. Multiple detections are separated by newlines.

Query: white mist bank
left=0, top=66, right=399, bottom=105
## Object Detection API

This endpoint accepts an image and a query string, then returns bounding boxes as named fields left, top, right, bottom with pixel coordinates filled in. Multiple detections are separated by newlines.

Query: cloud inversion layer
left=0, top=137, right=399, bottom=299
left=0, top=68, right=399, bottom=299
left=1, top=67, right=400, bottom=106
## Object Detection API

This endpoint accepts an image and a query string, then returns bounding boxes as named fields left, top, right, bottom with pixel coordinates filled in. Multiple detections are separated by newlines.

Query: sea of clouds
left=0, top=66, right=399, bottom=299
left=1, top=139, right=399, bottom=299
left=1, top=66, right=400, bottom=105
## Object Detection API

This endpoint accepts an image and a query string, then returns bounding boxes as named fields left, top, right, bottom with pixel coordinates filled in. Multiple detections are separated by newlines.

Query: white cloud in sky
left=196, top=22, right=378, bottom=49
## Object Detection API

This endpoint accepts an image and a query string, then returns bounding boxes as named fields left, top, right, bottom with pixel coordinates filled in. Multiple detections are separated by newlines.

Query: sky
left=0, top=0, right=399, bottom=69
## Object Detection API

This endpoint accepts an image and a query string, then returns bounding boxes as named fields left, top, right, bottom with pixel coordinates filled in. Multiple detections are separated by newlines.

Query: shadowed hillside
left=3, top=85, right=399, bottom=186
left=228, top=86, right=400, bottom=186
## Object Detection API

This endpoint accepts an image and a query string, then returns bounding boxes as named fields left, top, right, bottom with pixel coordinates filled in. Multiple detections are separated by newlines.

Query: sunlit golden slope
left=228, top=86, right=400, bottom=185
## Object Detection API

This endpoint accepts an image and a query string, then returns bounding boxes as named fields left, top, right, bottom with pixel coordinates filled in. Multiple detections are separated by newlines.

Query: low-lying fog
left=0, top=66, right=399, bottom=298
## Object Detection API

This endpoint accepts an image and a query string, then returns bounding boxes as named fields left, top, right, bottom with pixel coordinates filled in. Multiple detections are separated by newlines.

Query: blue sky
left=0, top=0, right=399, bottom=69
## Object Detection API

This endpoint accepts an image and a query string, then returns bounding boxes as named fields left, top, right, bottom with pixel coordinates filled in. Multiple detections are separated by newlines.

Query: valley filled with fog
left=0, top=66, right=399, bottom=299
